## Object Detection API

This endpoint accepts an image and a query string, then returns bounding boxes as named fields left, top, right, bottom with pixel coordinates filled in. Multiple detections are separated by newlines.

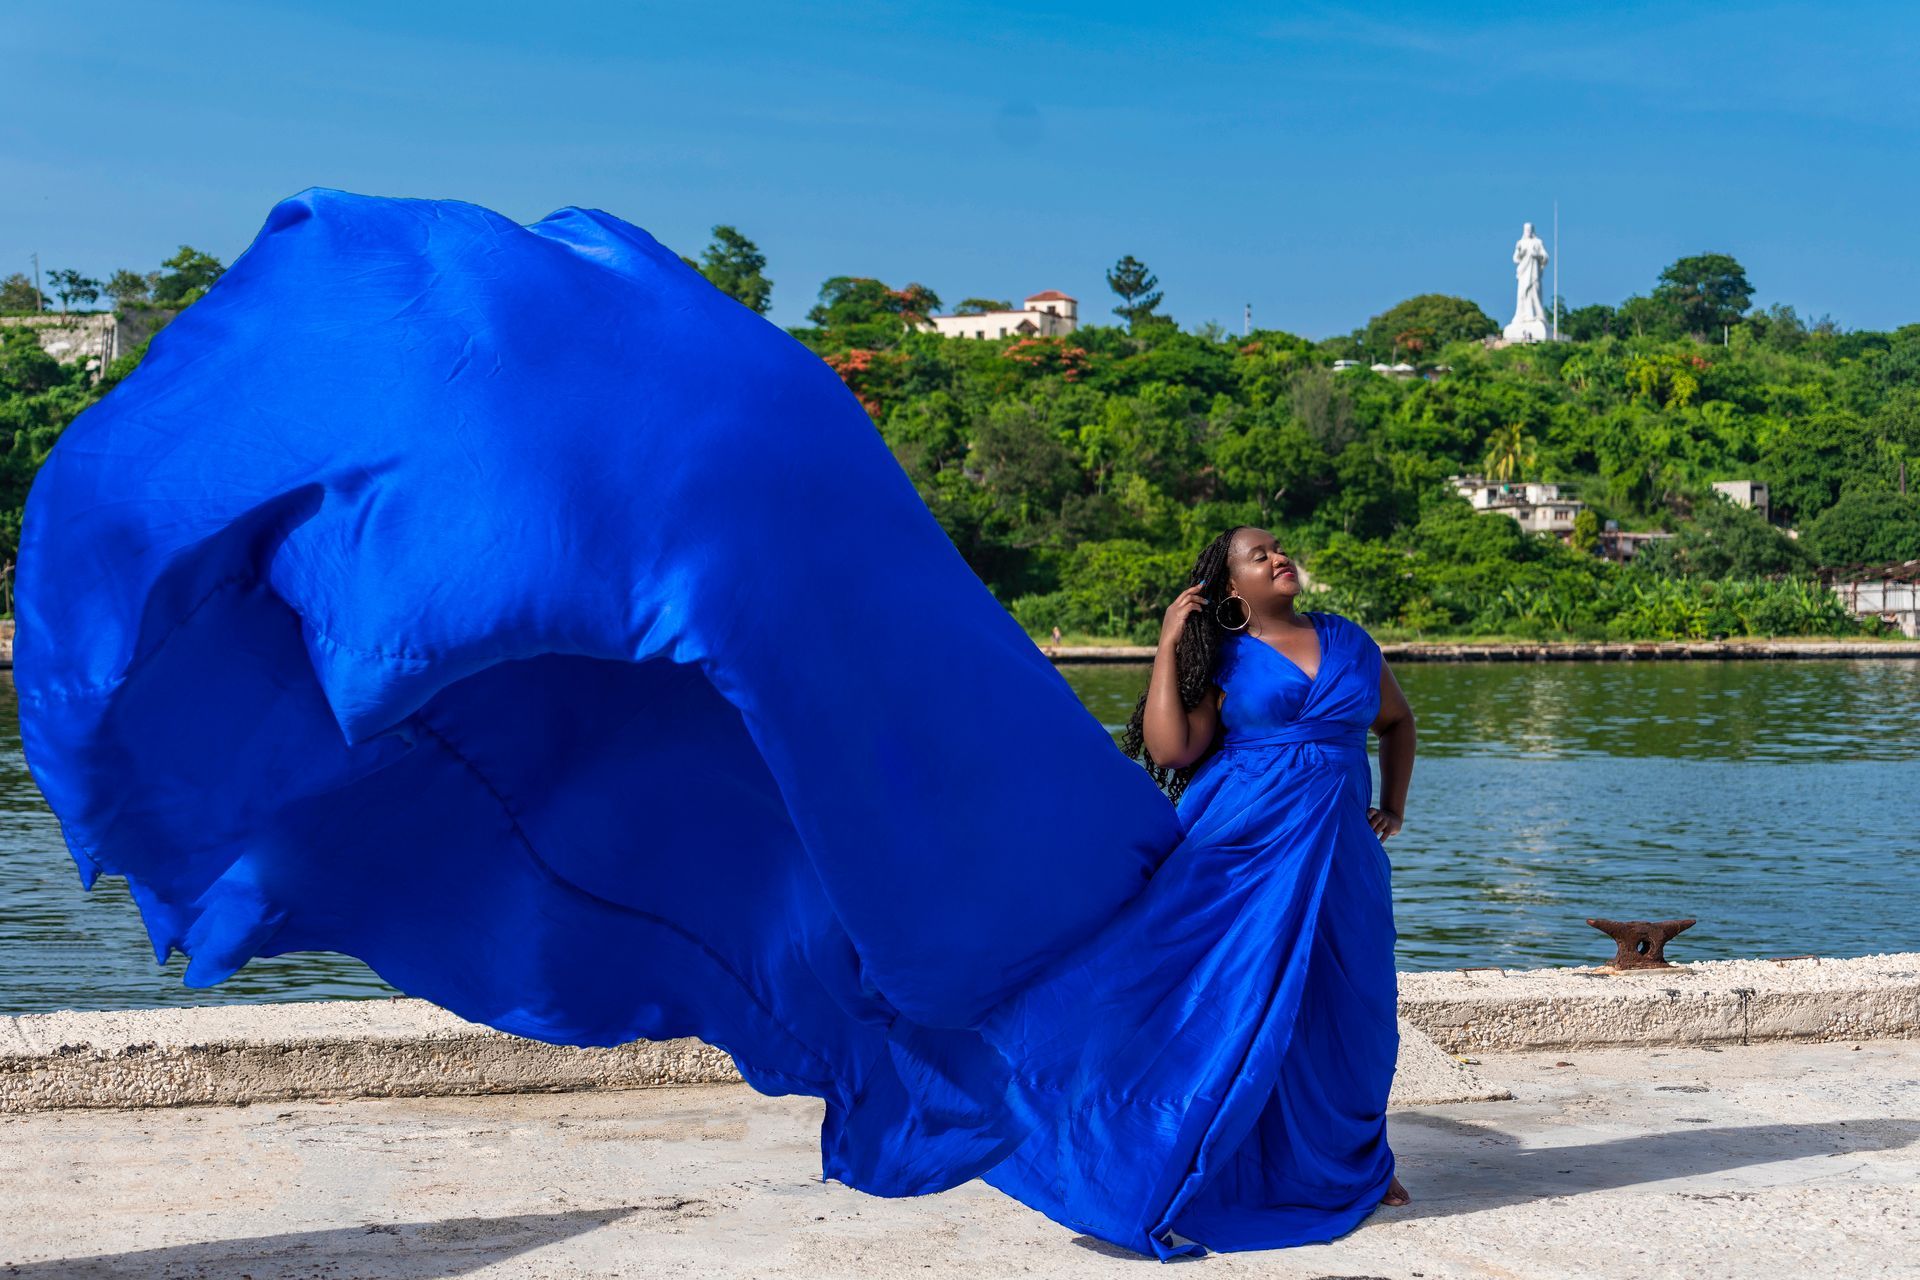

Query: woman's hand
left=1158, top=584, right=1207, bottom=649
left=1367, top=808, right=1403, bottom=839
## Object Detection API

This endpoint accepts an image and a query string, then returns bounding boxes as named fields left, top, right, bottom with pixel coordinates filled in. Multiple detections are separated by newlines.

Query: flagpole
left=1552, top=200, right=1560, bottom=341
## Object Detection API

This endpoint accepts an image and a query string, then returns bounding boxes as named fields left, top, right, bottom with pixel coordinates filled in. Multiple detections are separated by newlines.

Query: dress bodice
left=1212, top=612, right=1382, bottom=751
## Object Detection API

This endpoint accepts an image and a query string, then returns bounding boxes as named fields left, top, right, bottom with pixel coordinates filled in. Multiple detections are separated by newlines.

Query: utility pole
left=29, top=253, right=43, bottom=312
left=1244, top=302, right=1251, bottom=336
left=1551, top=201, right=1559, bottom=341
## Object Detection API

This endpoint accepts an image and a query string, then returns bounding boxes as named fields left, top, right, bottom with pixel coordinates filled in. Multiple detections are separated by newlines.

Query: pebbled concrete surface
left=1, top=1039, right=1914, bottom=1279
left=11, top=954, right=1912, bottom=1115
left=1398, top=952, right=1920, bottom=1053
left=2, top=1004, right=1507, bottom=1116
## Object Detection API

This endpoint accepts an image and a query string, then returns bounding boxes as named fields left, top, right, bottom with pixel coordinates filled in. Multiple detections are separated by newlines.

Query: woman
left=18, top=190, right=1409, bottom=1263
left=970, top=525, right=1414, bottom=1256
left=1142, top=527, right=1415, bottom=1219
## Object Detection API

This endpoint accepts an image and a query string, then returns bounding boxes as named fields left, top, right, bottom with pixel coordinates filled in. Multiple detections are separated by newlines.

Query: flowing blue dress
left=15, top=189, right=1397, bottom=1259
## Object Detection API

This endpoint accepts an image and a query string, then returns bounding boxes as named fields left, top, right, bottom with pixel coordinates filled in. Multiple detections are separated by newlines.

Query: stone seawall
left=1045, top=638, right=1920, bottom=663
left=6, top=623, right=1917, bottom=673
left=6, top=953, right=1910, bottom=1116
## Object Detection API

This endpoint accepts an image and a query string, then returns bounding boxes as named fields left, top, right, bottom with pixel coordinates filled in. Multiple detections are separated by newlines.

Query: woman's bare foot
left=1381, top=1175, right=1411, bottom=1206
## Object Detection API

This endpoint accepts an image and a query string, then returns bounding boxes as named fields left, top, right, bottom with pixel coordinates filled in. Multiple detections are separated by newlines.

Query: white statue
left=1503, top=221, right=1550, bottom=343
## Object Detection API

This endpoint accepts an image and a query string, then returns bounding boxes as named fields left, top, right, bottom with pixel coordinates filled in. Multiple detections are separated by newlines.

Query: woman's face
left=1227, top=527, right=1302, bottom=604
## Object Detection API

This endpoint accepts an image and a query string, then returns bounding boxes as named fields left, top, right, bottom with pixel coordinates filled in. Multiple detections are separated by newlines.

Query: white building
left=1598, top=525, right=1676, bottom=563
left=1826, top=560, right=1920, bottom=638
left=1711, top=480, right=1771, bottom=523
left=925, top=291, right=1079, bottom=340
left=1452, top=474, right=1587, bottom=538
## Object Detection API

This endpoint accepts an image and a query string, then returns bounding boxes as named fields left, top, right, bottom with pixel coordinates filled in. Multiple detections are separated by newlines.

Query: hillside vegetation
left=5, top=241, right=1916, bottom=640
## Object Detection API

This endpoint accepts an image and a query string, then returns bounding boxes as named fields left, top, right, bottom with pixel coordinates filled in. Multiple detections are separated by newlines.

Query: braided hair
left=1120, top=526, right=1249, bottom=803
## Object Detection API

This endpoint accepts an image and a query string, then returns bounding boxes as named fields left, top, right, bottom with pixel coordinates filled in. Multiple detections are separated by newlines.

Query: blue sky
left=6, top=1, right=1917, bottom=335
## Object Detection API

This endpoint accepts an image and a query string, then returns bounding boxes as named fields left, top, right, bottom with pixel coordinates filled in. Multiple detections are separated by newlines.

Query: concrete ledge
left=1044, top=639, right=1920, bottom=663
left=0, top=1000, right=739, bottom=1114
left=1398, top=952, right=1920, bottom=1054
left=5, top=954, right=1913, bottom=1114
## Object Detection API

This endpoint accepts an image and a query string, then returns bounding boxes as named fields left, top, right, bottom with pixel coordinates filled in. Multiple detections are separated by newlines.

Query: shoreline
left=5, top=621, right=1916, bottom=672
left=1043, top=637, right=1920, bottom=663
left=6, top=952, right=1912, bottom=1115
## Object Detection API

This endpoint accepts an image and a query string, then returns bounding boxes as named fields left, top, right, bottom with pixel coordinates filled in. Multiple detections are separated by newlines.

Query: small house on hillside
left=925, top=291, right=1079, bottom=340
left=1824, top=560, right=1920, bottom=637
left=1711, top=480, right=1771, bottom=523
left=1451, top=475, right=1586, bottom=539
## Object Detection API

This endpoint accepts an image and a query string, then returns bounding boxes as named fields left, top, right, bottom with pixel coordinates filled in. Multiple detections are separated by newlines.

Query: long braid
left=1120, top=526, right=1247, bottom=803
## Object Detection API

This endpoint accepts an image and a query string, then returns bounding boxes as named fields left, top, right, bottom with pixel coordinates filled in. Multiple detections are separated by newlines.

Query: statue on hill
left=1504, top=222, right=1550, bottom=343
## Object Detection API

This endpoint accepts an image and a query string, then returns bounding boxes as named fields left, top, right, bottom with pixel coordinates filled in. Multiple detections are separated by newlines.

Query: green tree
left=695, top=225, right=773, bottom=314
left=1106, top=255, right=1163, bottom=330
left=806, top=276, right=940, bottom=331
left=1308, top=534, right=1419, bottom=625
left=1287, top=366, right=1357, bottom=456
left=105, top=268, right=151, bottom=308
left=1804, top=491, right=1920, bottom=565
left=1654, top=253, right=1754, bottom=338
left=0, top=274, right=45, bottom=312
left=954, top=298, right=1011, bottom=316
left=1482, top=421, right=1537, bottom=482
left=1560, top=303, right=1619, bottom=342
left=1634, top=492, right=1806, bottom=578
left=1359, top=294, right=1496, bottom=362
left=150, top=246, right=225, bottom=307
left=1571, top=507, right=1600, bottom=554
left=46, top=269, right=101, bottom=313
left=1209, top=415, right=1327, bottom=521
left=1756, top=410, right=1876, bottom=525
left=1616, top=293, right=1681, bottom=339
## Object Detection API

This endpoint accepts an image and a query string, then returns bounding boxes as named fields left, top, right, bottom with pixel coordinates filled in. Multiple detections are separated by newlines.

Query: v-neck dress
left=979, top=613, right=1399, bottom=1256
left=16, top=190, right=1397, bottom=1265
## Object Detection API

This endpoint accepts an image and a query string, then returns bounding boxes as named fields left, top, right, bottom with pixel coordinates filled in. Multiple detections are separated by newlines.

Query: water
left=3, top=661, right=1917, bottom=1013
left=1062, top=658, right=1920, bottom=970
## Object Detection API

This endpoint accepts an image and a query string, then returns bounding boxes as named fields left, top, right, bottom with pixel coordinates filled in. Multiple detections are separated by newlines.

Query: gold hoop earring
left=1215, top=594, right=1249, bottom=631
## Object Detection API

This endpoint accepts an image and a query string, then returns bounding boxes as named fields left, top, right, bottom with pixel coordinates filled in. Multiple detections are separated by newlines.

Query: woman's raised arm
left=1141, top=585, right=1221, bottom=768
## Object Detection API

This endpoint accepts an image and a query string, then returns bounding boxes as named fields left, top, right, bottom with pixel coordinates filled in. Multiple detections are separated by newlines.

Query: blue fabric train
left=17, top=189, right=1396, bottom=1258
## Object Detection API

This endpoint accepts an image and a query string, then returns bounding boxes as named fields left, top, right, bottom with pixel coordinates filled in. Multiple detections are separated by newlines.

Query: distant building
left=0, top=309, right=176, bottom=377
left=1711, top=480, right=1771, bottom=523
left=925, top=291, right=1079, bottom=340
left=1336, top=358, right=1444, bottom=378
left=1597, top=523, right=1676, bottom=563
left=1824, top=560, right=1920, bottom=638
left=0, top=313, right=123, bottom=367
left=1451, top=474, right=1586, bottom=539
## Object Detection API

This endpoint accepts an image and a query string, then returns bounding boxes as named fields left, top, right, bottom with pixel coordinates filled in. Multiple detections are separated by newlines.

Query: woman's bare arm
left=1141, top=584, right=1222, bottom=767
left=1369, top=658, right=1415, bottom=838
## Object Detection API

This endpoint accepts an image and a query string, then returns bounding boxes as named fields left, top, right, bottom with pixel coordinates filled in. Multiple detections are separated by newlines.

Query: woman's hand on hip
left=1367, top=808, right=1403, bottom=839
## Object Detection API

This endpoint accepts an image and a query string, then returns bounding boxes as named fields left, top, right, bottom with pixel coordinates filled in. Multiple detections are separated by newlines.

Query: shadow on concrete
left=1387, top=1117, right=1919, bottom=1220
left=1068, top=1233, right=1158, bottom=1261
left=6, top=1206, right=638, bottom=1278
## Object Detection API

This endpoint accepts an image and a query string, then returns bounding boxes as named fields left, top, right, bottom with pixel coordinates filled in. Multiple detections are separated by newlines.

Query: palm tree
left=1484, top=422, right=1536, bottom=483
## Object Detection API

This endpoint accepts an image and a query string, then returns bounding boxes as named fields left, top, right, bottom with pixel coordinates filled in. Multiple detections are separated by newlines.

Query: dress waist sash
left=1220, top=723, right=1367, bottom=752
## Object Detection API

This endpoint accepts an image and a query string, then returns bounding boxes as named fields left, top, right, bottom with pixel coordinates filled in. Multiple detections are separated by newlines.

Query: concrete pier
left=3, top=1039, right=1914, bottom=1278
left=6, top=954, right=1912, bottom=1115
left=3, top=955, right=1914, bottom=1276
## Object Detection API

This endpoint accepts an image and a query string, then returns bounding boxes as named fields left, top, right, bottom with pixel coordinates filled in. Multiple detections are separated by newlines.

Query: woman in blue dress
left=977, top=523, right=1416, bottom=1256
left=18, top=190, right=1415, bottom=1263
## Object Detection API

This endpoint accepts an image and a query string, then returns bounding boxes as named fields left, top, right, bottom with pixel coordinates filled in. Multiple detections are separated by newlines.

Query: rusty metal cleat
left=1587, top=917, right=1696, bottom=970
